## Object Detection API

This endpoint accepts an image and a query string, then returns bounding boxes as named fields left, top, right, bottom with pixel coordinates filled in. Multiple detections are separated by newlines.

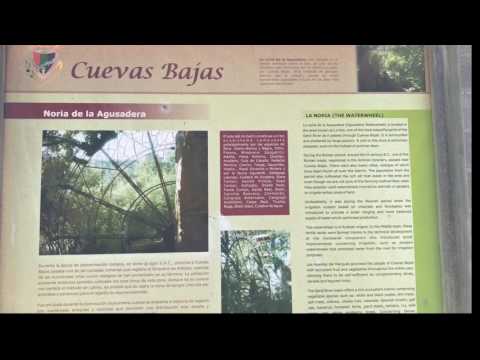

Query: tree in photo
left=221, top=230, right=291, bottom=313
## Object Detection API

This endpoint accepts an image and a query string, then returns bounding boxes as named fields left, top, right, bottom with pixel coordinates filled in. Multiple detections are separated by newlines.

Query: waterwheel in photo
left=39, top=130, right=207, bottom=255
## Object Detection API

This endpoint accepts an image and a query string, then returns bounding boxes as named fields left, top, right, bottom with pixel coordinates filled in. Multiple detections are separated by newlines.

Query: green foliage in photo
left=357, top=45, right=426, bottom=92
left=221, top=230, right=292, bottom=313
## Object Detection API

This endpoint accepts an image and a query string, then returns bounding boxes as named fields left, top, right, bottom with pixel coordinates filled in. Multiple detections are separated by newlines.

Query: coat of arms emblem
left=25, top=45, right=63, bottom=80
